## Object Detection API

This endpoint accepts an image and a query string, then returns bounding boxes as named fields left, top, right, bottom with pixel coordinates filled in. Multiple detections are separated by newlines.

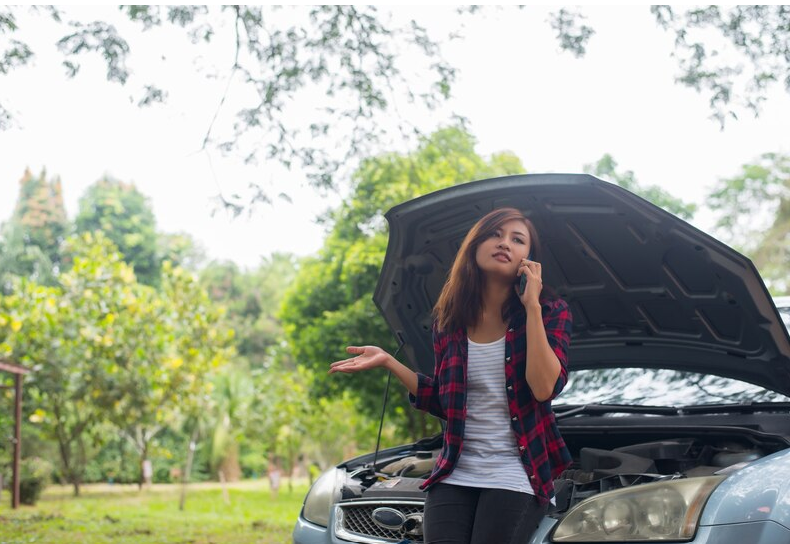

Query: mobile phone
left=517, top=250, right=535, bottom=296
left=518, top=273, right=527, bottom=295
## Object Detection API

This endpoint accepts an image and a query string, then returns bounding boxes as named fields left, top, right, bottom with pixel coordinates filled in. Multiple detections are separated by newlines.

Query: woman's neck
left=480, top=279, right=511, bottom=317
left=471, top=279, right=511, bottom=332
left=469, top=299, right=508, bottom=343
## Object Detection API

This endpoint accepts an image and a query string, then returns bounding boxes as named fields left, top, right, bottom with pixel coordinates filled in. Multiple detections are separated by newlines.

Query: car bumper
left=295, top=513, right=790, bottom=544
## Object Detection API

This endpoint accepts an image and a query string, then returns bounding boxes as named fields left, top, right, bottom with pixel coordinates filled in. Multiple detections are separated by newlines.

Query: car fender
left=699, top=447, right=790, bottom=529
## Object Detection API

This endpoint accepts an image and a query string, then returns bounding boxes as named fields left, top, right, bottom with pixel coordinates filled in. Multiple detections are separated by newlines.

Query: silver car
left=293, top=174, right=790, bottom=544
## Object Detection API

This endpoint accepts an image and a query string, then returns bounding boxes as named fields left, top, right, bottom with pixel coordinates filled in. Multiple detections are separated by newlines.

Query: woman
left=330, top=208, right=573, bottom=544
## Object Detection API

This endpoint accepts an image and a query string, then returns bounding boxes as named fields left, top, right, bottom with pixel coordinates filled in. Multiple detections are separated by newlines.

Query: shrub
left=19, top=457, right=53, bottom=505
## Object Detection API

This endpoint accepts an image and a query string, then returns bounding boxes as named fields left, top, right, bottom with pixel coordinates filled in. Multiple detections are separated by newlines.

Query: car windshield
left=557, top=368, right=790, bottom=407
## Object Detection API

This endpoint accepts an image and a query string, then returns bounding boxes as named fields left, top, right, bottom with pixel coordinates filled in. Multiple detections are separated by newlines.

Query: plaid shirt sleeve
left=543, top=298, right=573, bottom=401
left=408, top=321, right=447, bottom=420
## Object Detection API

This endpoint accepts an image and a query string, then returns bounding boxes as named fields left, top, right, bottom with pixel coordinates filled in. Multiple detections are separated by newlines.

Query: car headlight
left=302, top=467, right=342, bottom=527
left=552, top=476, right=724, bottom=542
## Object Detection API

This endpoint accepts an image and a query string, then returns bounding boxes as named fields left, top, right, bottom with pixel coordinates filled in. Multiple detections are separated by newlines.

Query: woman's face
left=474, top=219, right=532, bottom=282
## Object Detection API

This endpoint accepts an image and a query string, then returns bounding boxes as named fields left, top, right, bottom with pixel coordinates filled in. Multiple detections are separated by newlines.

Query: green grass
left=0, top=479, right=308, bottom=543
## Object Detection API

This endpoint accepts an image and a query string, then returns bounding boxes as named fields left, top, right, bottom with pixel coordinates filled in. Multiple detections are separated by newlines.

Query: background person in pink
left=268, top=455, right=281, bottom=499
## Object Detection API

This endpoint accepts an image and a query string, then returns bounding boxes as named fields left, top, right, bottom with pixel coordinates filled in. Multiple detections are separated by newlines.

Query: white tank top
left=442, top=336, right=534, bottom=495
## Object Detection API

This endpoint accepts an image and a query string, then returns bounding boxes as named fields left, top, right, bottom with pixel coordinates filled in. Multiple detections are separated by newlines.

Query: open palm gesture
left=329, top=345, right=390, bottom=374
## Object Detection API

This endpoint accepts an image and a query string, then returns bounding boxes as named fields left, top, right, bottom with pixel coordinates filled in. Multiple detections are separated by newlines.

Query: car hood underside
left=373, top=174, right=790, bottom=395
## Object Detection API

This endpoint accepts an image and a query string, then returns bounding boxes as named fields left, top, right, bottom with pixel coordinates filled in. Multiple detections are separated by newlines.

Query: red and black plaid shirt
left=409, top=297, right=573, bottom=506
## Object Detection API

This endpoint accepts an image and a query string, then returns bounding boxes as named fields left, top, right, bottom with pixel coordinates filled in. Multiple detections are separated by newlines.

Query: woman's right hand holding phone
left=517, top=257, right=543, bottom=309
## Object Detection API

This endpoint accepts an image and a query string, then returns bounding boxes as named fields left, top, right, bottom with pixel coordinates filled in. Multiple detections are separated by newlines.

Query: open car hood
left=373, top=174, right=790, bottom=396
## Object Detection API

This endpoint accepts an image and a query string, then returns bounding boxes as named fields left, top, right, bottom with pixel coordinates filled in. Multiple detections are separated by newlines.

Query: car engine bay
left=339, top=430, right=786, bottom=514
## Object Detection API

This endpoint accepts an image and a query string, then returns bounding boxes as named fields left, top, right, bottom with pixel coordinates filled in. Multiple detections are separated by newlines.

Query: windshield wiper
left=554, top=404, right=678, bottom=420
left=676, top=401, right=790, bottom=415
left=554, top=402, right=790, bottom=419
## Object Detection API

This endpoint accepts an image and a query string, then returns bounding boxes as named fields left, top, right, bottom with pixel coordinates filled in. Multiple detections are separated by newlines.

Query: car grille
left=337, top=501, right=424, bottom=543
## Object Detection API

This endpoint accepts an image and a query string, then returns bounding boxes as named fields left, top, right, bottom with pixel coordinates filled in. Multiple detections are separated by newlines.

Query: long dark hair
left=433, top=207, right=546, bottom=332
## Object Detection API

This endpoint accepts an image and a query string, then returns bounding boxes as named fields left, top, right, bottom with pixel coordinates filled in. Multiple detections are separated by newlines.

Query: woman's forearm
left=525, top=302, right=561, bottom=401
left=384, top=356, right=419, bottom=396
left=329, top=345, right=419, bottom=395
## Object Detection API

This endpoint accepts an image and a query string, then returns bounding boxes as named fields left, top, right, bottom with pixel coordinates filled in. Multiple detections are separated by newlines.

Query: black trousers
left=423, top=483, right=547, bottom=544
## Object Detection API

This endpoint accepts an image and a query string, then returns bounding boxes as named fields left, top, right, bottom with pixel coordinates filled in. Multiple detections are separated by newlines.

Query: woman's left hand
left=517, top=258, right=542, bottom=307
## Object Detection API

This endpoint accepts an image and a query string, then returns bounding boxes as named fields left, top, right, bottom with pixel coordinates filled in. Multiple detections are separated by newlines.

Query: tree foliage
left=0, top=232, right=139, bottom=494
left=707, top=152, right=790, bottom=293
left=280, top=125, right=525, bottom=439
left=97, top=257, right=234, bottom=485
left=0, top=278, right=100, bottom=495
left=3, top=6, right=787, bottom=208
left=551, top=6, right=790, bottom=127
left=197, top=253, right=378, bottom=480
left=157, top=232, right=207, bottom=272
left=200, top=253, right=298, bottom=364
left=549, top=8, right=596, bottom=58
left=0, top=168, right=67, bottom=286
left=197, top=254, right=301, bottom=478
left=584, top=153, right=697, bottom=220
left=651, top=5, right=790, bottom=126
left=0, top=5, right=457, bottom=202
left=207, top=363, right=252, bottom=481
left=0, top=231, right=233, bottom=492
left=74, top=177, right=160, bottom=286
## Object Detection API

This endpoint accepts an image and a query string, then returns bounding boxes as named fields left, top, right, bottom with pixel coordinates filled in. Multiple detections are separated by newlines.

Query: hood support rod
left=372, top=337, right=405, bottom=470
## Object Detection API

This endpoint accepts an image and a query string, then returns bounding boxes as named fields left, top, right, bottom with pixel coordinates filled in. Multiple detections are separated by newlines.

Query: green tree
left=157, top=232, right=207, bottom=272
left=207, top=363, right=252, bottom=482
left=0, top=233, right=138, bottom=495
left=93, top=259, right=234, bottom=487
left=302, top=389, right=387, bottom=470
left=650, top=6, right=790, bottom=126
left=280, top=125, right=524, bottom=439
left=0, top=6, right=457, bottom=201
left=249, top=355, right=383, bottom=486
left=0, top=168, right=68, bottom=286
left=552, top=6, right=790, bottom=127
left=707, top=152, right=790, bottom=294
left=74, top=177, right=160, bottom=286
left=198, top=254, right=299, bottom=476
left=584, top=154, right=697, bottom=220
left=0, top=232, right=234, bottom=493
left=3, top=7, right=787, bottom=205
left=200, top=253, right=298, bottom=364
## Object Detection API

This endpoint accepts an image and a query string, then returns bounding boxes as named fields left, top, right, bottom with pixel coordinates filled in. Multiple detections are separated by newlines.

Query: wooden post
left=13, top=373, right=22, bottom=509
left=0, top=359, right=29, bottom=509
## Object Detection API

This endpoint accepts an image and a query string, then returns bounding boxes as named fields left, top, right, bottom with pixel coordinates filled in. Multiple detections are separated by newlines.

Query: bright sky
left=2, top=6, right=789, bottom=268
